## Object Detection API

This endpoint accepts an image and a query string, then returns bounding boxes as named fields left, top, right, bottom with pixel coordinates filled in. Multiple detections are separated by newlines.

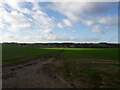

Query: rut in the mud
left=2, top=54, right=73, bottom=88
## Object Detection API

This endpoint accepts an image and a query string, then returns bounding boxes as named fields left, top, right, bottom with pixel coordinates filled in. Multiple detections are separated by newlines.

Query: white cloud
left=98, top=16, right=118, bottom=26
left=57, top=19, right=72, bottom=29
left=48, top=2, right=117, bottom=33
left=0, top=1, right=117, bottom=43
left=32, top=10, right=55, bottom=34
left=0, top=2, right=32, bottom=32
left=20, top=8, right=33, bottom=14
left=32, top=2, right=41, bottom=11
left=0, top=22, right=5, bottom=29
left=3, top=0, right=23, bottom=12
left=0, top=1, right=57, bottom=42
left=63, top=19, right=72, bottom=27
left=57, top=23, right=64, bottom=29
left=48, top=2, right=111, bottom=21
left=83, top=20, right=94, bottom=26
left=40, top=29, right=52, bottom=34
left=0, top=1, right=54, bottom=33
left=0, top=32, right=100, bottom=43
left=0, top=32, right=17, bottom=42
left=48, top=2, right=83, bottom=21
left=91, top=25, right=103, bottom=33
left=2, top=11, right=32, bottom=32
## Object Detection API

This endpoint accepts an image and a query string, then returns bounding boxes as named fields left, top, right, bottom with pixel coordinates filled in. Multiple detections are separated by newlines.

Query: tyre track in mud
left=2, top=50, right=73, bottom=88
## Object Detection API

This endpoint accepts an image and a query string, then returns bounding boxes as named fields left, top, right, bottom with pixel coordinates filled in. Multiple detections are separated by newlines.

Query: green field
left=46, top=48, right=118, bottom=60
left=3, top=45, right=118, bottom=63
left=2, top=45, right=58, bottom=63
left=2, top=45, right=119, bottom=88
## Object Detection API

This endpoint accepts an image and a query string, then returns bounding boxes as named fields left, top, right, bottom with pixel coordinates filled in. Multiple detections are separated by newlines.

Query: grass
left=2, top=45, right=118, bottom=63
left=60, top=48, right=118, bottom=60
left=43, top=48, right=118, bottom=60
left=57, top=58, right=119, bottom=88
left=85, top=69, right=101, bottom=77
left=2, top=45, right=119, bottom=88
left=2, top=45, right=58, bottom=63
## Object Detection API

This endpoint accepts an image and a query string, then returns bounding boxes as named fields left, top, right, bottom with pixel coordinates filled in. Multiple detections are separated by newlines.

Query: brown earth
left=2, top=58, right=73, bottom=88
left=2, top=57, right=119, bottom=88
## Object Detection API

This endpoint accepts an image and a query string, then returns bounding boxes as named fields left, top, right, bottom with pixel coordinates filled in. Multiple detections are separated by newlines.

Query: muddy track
left=3, top=50, right=118, bottom=88
left=2, top=51, right=73, bottom=88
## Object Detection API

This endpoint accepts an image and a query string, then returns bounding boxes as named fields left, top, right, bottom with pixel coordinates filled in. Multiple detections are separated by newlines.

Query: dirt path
left=2, top=57, right=72, bottom=88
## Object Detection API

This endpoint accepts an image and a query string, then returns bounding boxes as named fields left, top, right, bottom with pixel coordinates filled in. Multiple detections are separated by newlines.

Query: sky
left=0, top=0, right=118, bottom=43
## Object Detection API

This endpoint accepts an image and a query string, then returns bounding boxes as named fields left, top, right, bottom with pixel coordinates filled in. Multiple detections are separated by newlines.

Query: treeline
left=2, top=42, right=119, bottom=48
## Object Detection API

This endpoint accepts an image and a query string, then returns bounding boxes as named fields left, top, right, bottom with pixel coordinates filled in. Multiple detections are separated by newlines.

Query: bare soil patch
left=2, top=58, right=72, bottom=88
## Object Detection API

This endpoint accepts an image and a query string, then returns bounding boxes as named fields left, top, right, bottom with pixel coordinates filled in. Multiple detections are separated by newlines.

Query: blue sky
left=0, top=1, right=118, bottom=43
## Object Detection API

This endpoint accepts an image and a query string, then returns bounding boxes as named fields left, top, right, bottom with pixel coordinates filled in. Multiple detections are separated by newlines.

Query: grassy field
left=45, top=48, right=118, bottom=60
left=2, top=45, right=119, bottom=88
left=3, top=45, right=118, bottom=63
left=2, top=45, right=58, bottom=63
left=39, top=47, right=119, bottom=88
left=2, top=45, right=118, bottom=63
left=61, top=48, right=118, bottom=60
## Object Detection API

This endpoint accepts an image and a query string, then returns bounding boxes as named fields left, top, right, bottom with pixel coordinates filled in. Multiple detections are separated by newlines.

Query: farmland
left=2, top=45, right=120, bottom=88
left=3, top=45, right=118, bottom=63
left=2, top=45, right=58, bottom=64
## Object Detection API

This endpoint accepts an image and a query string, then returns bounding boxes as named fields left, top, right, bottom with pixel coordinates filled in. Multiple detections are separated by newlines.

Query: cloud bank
left=0, top=1, right=118, bottom=43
